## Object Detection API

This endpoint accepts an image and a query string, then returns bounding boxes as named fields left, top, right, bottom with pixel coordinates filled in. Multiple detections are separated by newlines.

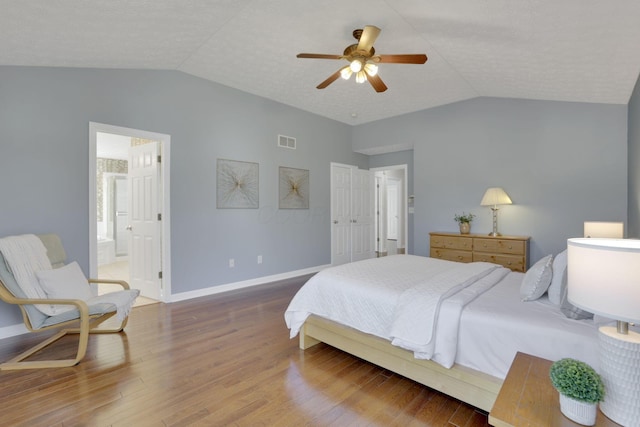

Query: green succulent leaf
left=549, top=358, right=604, bottom=403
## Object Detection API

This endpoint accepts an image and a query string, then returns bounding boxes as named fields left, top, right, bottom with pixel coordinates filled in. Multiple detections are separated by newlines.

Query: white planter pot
left=559, top=394, right=597, bottom=426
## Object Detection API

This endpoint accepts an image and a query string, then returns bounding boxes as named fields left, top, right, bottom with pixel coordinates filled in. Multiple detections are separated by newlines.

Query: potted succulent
left=549, top=358, right=605, bottom=426
left=454, top=212, right=475, bottom=234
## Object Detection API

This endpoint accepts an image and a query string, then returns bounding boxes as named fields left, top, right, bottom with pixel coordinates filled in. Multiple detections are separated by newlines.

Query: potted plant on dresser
left=454, top=212, right=475, bottom=234
left=549, top=358, right=605, bottom=426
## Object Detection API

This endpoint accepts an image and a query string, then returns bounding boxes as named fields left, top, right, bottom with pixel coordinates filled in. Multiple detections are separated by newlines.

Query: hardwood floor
left=0, top=275, right=490, bottom=426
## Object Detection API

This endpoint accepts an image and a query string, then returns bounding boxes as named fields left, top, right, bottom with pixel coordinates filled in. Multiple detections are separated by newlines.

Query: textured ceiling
left=2, top=0, right=640, bottom=125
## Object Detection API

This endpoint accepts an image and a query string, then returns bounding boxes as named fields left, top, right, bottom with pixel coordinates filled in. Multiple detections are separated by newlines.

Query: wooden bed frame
left=299, top=314, right=503, bottom=412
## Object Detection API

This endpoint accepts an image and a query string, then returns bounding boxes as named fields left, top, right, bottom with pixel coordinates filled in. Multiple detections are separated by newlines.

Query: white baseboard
left=169, top=264, right=329, bottom=302
left=0, top=265, right=329, bottom=340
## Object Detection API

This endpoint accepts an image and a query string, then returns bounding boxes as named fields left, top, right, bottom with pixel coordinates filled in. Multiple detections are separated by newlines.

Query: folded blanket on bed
left=389, top=262, right=499, bottom=356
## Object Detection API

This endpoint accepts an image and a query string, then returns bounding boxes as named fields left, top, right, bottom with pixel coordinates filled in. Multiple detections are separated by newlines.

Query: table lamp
left=567, top=238, right=640, bottom=426
left=480, top=187, right=512, bottom=236
left=583, top=222, right=624, bottom=238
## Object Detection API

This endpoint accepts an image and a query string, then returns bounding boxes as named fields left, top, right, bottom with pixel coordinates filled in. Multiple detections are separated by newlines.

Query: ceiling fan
left=297, top=25, right=427, bottom=93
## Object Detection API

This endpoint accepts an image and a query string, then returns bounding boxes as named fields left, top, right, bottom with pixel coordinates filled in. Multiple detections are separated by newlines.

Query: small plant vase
left=459, top=222, right=470, bottom=234
left=559, top=394, right=597, bottom=426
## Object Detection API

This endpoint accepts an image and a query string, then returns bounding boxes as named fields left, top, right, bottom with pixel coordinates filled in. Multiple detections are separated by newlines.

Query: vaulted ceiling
left=2, top=0, right=640, bottom=124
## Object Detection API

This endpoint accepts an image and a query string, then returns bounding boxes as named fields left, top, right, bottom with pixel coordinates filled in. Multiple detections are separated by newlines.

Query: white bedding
left=455, top=271, right=601, bottom=378
left=285, top=254, right=604, bottom=379
left=285, top=255, right=509, bottom=365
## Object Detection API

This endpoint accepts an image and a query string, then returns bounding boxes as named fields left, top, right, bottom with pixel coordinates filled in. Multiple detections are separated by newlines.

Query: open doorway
left=372, top=165, right=408, bottom=257
left=89, top=122, right=171, bottom=303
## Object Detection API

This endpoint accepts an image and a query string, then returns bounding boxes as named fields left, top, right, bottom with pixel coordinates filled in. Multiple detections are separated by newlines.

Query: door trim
left=89, top=122, right=172, bottom=302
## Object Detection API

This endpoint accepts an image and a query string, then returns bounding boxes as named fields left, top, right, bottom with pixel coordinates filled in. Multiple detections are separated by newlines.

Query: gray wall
left=0, top=66, right=367, bottom=327
left=353, top=97, right=628, bottom=262
left=0, top=65, right=636, bottom=331
left=629, top=74, right=640, bottom=238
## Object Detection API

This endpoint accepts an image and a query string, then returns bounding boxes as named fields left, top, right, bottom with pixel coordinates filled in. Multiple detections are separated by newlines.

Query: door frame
left=371, top=164, right=408, bottom=255
left=89, top=122, right=172, bottom=302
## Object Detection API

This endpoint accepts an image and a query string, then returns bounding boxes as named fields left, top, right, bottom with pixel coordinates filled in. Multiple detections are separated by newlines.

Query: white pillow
left=36, top=261, right=94, bottom=302
left=547, top=249, right=567, bottom=305
left=520, top=254, right=553, bottom=301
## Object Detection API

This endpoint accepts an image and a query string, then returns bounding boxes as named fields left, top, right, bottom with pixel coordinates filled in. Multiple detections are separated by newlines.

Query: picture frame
left=279, top=166, right=309, bottom=209
left=216, top=158, right=259, bottom=209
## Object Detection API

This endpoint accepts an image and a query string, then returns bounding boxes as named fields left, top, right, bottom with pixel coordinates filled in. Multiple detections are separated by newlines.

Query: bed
left=284, top=254, right=602, bottom=412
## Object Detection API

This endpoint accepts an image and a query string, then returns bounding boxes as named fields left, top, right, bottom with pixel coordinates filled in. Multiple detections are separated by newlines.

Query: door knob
left=126, top=225, right=132, bottom=231
left=333, top=220, right=338, bottom=224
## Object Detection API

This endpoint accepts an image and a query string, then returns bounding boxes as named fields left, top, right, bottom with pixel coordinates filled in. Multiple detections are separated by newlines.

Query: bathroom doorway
left=372, top=165, right=408, bottom=257
left=89, top=122, right=172, bottom=303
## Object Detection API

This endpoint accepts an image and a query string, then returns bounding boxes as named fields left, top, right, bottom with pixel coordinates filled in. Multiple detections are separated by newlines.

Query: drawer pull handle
left=457, top=256, right=463, bottom=260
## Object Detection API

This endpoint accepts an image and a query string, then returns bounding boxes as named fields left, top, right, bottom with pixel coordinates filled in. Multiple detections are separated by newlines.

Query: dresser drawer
left=430, top=235, right=473, bottom=251
left=473, top=253, right=526, bottom=272
left=473, top=238, right=525, bottom=255
left=430, top=248, right=473, bottom=263
left=430, top=232, right=530, bottom=272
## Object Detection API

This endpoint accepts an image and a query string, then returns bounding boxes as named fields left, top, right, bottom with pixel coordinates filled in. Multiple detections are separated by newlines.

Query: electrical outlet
left=229, top=258, right=235, bottom=268
left=257, top=255, right=263, bottom=264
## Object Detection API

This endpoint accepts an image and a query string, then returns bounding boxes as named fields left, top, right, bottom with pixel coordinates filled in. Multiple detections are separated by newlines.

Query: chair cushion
left=41, top=301, right=118, bottom=328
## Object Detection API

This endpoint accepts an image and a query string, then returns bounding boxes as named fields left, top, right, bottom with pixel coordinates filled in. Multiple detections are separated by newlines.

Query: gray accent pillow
left=547, top=249, right=567, bottom=305
left=520, top=254, right=553, bottom=301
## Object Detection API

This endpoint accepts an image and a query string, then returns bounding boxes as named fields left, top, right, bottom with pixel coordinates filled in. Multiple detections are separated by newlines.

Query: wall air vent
left=278, top=135, right=296, bottom=149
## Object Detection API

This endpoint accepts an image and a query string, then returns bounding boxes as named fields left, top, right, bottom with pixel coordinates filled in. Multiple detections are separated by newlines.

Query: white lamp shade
left=583, top=221, right=624, bottom=238
left=567, top=238, right=640, bottom=324
left=480, top=187, right=512, bottom=207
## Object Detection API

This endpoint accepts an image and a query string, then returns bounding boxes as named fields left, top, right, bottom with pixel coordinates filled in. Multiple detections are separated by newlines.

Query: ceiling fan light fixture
left=364, top=62, right=378, bottom=76
left=297, top=25, right=427, bottom=92
left=340, top=67, right=353, bottom=80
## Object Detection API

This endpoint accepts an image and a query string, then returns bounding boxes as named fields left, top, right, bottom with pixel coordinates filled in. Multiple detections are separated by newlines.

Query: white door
left=128, top=142, right=162, bottom=300
left=330, top=164, right=375, bottom=265
left=351, top=168, right=375, bottom=261
left=331, top=164, right=352, bottom=266
left=386, top=178, right=400, bottom=241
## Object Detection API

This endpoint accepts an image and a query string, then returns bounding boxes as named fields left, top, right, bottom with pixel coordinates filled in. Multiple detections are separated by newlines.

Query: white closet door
left=330, top=164, right=375, bottom=265
left=331, top=164, right=352, bottom=266
left=351, top=168, right=375, bottom=262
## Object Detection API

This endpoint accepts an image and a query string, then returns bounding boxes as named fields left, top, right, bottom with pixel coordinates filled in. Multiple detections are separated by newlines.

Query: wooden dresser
left=430, top=232, right=530, bottom=272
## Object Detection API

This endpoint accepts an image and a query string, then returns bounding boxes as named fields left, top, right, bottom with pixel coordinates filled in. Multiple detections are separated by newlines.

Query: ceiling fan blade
left=375, top=54, right=428, bottom=64
left=366, top=73, right=388, bottom=93
left=357, top=25, right=381, bottom=52
left=316, top=67, right=346, bottom=89
left=297, top=53, right=343, bottom=60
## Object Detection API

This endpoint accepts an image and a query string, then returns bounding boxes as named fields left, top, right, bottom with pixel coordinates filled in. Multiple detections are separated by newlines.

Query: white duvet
left=284, top=254, right=509, bottom=368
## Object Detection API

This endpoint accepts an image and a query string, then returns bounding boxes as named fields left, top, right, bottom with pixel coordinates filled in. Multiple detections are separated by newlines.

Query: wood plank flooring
left=0, top=275, right=490, bottom=426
